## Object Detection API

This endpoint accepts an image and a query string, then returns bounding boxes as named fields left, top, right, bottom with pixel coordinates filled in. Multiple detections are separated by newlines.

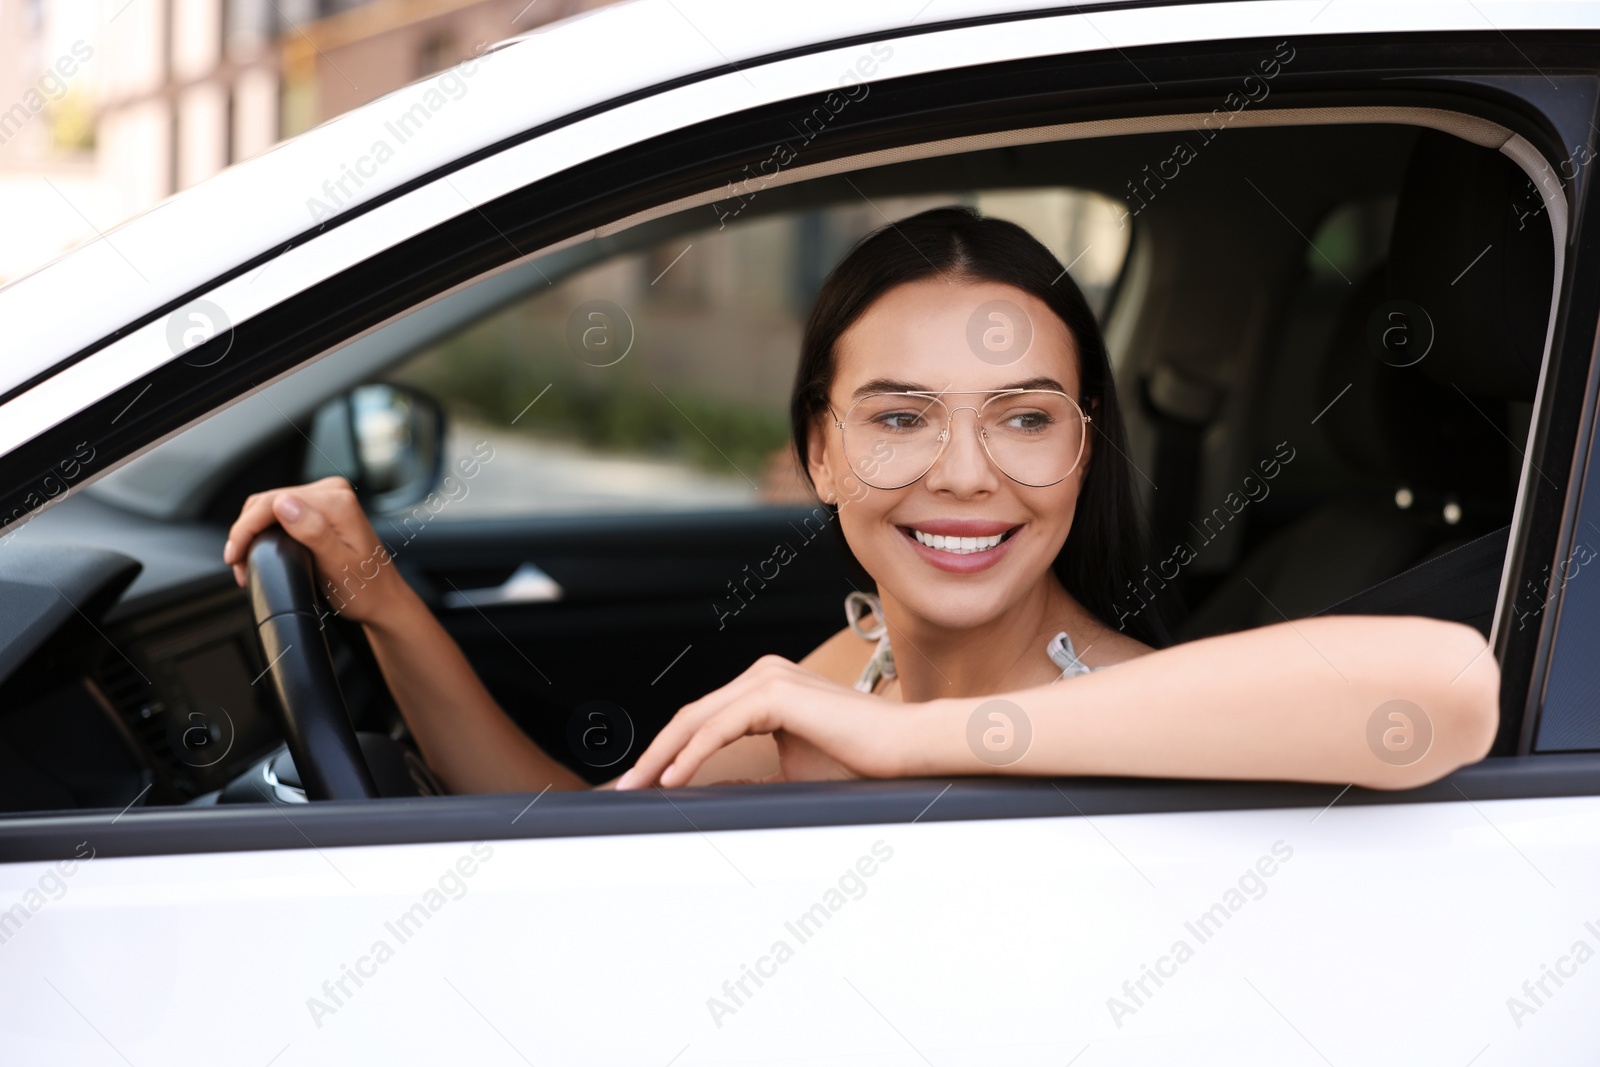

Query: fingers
left=658, top=703, right=775, bottom=788
left=221, top=477, right=371, bottom=592
left=223, top=490, right=289, bottom=583
left=270, top=490, right=350, bottom=565
left=616, top=656, right=795, bottom=790
left=224, top=478, right=341, bottom=562
left=615, top=691, right=732, bottom=790
left=664, top=682, right=906, bottom=788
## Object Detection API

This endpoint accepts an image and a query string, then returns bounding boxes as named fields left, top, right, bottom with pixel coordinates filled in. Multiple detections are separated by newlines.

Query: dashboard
left=90, top=587, right=283, bottom=802
left=0, top=543, right=284, bottom=813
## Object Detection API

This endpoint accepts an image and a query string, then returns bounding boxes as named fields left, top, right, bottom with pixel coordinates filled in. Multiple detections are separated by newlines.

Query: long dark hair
left=789, top=204, right=1169, bottom=648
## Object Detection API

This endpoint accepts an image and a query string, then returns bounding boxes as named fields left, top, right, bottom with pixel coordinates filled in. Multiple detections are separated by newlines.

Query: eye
left=1000, top=409, right=1055, bottom=433
left=874, top=410, right=928, bottom=431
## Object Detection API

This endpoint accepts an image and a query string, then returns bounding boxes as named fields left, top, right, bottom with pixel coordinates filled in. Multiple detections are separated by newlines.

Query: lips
left=896, top=521, right=1022, bottom=574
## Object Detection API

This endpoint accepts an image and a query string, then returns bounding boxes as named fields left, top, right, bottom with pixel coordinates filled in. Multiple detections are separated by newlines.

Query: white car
left=2, top=1, right=1599, bottom=1063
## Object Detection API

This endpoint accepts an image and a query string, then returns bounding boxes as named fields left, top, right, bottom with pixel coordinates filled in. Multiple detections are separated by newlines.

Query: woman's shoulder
left=797, top=624, right=877, bottom=688
left=1076, top=623, right=1158, bottom=668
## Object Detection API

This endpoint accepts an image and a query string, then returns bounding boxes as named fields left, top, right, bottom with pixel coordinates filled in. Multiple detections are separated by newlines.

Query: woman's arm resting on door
left=618, top=615, right=1499, bottom=791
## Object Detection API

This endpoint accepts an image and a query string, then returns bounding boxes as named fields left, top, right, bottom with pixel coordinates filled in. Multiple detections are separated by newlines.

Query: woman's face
left=807, top=277, right=1093, bottom=631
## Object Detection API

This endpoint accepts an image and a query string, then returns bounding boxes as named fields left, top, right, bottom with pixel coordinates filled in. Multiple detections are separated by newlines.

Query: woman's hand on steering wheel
left=222, top=477, right=406, bottom=626
left=615, top=655, right=915, bottom=789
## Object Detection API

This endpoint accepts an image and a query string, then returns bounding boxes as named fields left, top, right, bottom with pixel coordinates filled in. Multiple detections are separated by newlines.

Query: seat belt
left=1313, top=523, right=1510, bottom=631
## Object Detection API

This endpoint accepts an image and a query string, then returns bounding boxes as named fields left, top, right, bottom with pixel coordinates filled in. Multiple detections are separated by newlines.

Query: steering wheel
left=246, top=529, right=379, bottom=800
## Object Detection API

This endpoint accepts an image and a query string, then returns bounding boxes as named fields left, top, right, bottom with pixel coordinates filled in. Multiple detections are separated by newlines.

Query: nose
left=921, top=403, right=1001, bottom=494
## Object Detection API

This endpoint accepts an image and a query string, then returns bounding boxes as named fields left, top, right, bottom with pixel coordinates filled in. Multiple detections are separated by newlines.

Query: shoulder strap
left=845, top=591, right=886, bottom=639
left=1046, top=631, right=1093, bottom=678
left=845, top=591, right=895, bottom=693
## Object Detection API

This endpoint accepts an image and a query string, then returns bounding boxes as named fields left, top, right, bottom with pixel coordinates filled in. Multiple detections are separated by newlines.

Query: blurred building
left=0, top=0, right=614, bottom=284
left=93, top=0, right=613, bottom=216
left=0, top=0, right=99, bottom=281
left=94, top=0, right=281, bottom=222
left=280, top=0, right=615, bottom=134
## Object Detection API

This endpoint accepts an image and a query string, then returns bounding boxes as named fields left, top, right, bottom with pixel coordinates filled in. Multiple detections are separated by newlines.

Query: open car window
left=0, top=114, right=1562, bottom=812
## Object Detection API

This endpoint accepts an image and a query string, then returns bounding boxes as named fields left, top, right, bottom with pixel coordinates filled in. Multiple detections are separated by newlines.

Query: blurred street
left=420, top=420, right=760, bottom=518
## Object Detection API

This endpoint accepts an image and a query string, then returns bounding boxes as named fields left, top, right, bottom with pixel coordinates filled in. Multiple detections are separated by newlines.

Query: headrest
left=1386, top=129, right=1554, bottom=400
left=1144, top=362, right=1224, bottom=425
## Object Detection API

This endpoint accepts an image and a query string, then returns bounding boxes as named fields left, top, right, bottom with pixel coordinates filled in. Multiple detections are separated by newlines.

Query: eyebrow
left=850, top=376, right=1068, bottom=400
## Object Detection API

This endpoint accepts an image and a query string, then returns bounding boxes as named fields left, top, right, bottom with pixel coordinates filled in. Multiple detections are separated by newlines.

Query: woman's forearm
left=361, top=586, right=588, bottom=794
left=905, top=615, right=1500, bottom=789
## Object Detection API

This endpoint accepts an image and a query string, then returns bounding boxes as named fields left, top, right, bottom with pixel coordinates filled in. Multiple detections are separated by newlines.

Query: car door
left=3, top=3, right=1600, bottom=1065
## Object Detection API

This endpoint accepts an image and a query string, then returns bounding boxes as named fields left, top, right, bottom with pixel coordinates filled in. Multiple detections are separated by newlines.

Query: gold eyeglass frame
left=827, top=388, right=1093, bottom=490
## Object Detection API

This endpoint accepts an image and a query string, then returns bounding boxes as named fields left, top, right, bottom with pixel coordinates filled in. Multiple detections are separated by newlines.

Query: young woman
left=222, top=206, right=1499, bottom=795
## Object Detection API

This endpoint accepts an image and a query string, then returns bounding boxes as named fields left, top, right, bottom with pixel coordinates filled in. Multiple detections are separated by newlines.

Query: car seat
left=1177, top=128, right=1553, bottom=640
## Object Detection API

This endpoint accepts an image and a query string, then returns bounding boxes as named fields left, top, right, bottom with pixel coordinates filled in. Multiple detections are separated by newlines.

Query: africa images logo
left=166, top=298, right=234, bottom=367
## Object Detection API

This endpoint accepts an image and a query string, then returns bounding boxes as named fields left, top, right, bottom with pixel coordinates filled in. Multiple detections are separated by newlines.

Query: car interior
left=0, top=115, right=1554, bottom=812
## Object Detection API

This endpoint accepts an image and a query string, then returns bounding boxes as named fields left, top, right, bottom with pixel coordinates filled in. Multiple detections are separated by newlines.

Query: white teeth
left=911, top=528, right=1008, bottom=554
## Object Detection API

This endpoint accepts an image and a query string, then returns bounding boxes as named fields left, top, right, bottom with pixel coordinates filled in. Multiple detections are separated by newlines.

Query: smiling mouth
left=899, top=526, right=1020, bottom=554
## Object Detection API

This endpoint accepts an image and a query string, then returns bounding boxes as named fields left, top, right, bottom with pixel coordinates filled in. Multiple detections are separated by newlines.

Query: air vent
left=94, top=654, right=175, bottom=766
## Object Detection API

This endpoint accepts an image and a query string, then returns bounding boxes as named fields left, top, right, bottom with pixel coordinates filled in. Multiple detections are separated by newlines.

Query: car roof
left=0, top=0, right=1588, bottom=401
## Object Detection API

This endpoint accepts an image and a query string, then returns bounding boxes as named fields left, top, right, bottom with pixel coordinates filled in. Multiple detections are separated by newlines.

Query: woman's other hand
left=221, top=476, right=408, bottom=626
left=614, top=655, right=913, bottom=789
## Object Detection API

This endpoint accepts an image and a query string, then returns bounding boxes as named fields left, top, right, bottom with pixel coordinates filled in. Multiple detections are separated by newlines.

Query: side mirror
left=303, top=384, right=445, bottom=512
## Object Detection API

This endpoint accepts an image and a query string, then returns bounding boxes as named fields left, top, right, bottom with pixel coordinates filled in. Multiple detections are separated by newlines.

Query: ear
left=805, top=410, right=841, bottom=506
